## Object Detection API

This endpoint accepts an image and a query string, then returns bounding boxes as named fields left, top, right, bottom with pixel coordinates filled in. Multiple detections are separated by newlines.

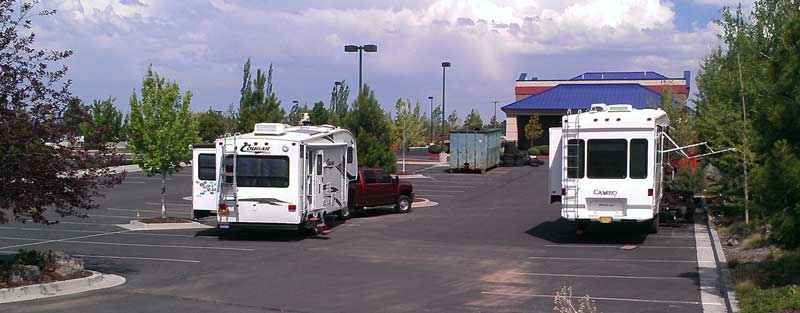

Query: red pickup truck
left=346, top=167, right=414, bottom=217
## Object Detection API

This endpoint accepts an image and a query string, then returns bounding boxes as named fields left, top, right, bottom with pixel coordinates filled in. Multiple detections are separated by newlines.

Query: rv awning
left=305, top=142, right=349, bottom=147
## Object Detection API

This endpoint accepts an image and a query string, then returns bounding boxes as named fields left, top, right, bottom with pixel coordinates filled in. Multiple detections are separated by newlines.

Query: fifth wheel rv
left=191, top=123, right=358, bottom=234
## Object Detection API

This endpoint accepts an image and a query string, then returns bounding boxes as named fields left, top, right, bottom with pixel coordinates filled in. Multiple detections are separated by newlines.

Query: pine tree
left=309, top=101, right=329, bottom=125
left=237, top=60, right=285, bottom=131
left=463, top=109, right=483, bottom=130
left=196, top=109, right=228, bottom=142
left=80, top=98, right=123, bottom=148
left=127, top=66, right=200, bottom=218
left=345, top=85, right=396, bottom=173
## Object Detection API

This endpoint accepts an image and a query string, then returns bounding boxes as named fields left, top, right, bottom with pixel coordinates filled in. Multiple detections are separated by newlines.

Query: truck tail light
left=648, top=189, right=654, bottom=196
left=218, top=202, right=229, bottom=215
left=561, top=188, right=566, bottom=196
left=288, top=204, right=297, bottom=212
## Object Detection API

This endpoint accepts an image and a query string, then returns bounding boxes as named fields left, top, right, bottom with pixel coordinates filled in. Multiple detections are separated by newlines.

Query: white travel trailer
left=191, top=123, right=358, bottom=233
left=549, top=104, right=669, bottom=233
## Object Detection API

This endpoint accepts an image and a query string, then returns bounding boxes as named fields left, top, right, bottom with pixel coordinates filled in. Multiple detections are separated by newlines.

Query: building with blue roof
left=501, top=70, right=690, bottom=149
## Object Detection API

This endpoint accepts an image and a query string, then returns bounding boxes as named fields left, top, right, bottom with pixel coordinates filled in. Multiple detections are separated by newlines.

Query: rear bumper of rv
left=217, top=222, right=300, bottom=231
left=561, top=207, right=656, bottom=223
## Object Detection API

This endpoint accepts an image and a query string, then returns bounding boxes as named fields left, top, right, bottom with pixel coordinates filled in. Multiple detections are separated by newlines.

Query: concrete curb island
left=707, top=213, right=740, bottom=312
left=0, top=271, right=125, bottom=304
left=117, top=220, right=212, bottom=231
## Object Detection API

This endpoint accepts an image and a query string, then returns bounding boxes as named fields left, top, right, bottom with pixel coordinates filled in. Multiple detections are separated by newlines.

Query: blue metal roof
left=570, top=71, right=668, bottom=80
left=501, top=83, right=663, bottom=111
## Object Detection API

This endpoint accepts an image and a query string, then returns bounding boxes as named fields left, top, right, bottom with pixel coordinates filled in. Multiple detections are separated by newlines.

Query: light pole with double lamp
left=440, top=62, right=451, bottom=148
left=344, top=44, right=377, bottom=95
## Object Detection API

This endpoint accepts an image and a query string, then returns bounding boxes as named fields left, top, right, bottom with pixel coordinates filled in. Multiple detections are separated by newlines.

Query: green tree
left=429, top=105, right=443, bottom=144
left=329, top=81, right=350, bottom=125
left=487, top=114, right=501, bottom=128
left=63, top=98, right=88, bottom=136
left=524, top=113, right=543, bottom=146
left=446, top=110, right=460, bottom=134
left=222, top=103, right=238, bottom=133
left=309, top=101, right=329, bottom=125
left=196, top=109, right=228, bottom=142
left=287, top=102, right=309, bottom=126
left=393, top=98, right=427, bottom=151
left=345, top=85, right=396, bottom=173
left=79, top=97, right=123, bottom=148
left=463, top=109, right=483, bottom=130
left=127, top=66, right=200, bottom=218
left=237, top=59, right=285, bottom=131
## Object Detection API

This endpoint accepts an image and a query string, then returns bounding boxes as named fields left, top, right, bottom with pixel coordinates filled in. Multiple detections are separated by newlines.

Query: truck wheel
left=395, top=195, right=412, bottom=213
left=647, top=216, right=660, bottom=234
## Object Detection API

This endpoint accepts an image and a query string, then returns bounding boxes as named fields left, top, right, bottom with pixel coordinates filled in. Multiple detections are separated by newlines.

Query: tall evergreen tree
left=237, top=60, right=285, bottom=131
left=463, top=109, right=483, bottom=130
left=309, top=101, right=329, bottom=125
left=345, top=85, right=396, bottom=173
left=63, top=97, right=88, bottom=136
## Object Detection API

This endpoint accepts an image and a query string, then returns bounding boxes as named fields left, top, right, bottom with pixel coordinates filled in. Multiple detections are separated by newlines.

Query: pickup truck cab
left=348, top=167, right=414, bottom=216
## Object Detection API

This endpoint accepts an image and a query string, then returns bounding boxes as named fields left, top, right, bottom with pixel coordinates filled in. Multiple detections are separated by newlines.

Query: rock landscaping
left=1, top=250, right=90, bottom=289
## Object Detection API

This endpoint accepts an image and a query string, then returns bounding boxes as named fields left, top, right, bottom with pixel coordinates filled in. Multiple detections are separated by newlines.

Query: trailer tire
left=395, top=195, right=412, bottom=213
left=647, top=216, right=659, bottom=234
left=337, top=206, right=352, bottom=220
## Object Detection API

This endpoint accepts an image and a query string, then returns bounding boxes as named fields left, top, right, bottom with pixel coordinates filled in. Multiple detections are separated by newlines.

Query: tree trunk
left=161, top=171, right=167, bottom=218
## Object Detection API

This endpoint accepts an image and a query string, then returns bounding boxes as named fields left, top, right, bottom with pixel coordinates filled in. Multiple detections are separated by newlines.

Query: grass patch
left=736, top=284, right=800, bottom=313
left=742, top=233, right=766, bottom=250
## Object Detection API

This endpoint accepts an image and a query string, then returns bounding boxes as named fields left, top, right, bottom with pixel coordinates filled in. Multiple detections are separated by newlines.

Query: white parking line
left=72, top=254, right=200, bottom=263
left=481, top=291, right=722, bottom=306
left=0, top=226, right=209, bottom=239
left=544, top=244, right=703, bottom=249
left=509, top=271, right=691, bottom=280
left=414, top=189, right=464, bottom=193
left=107, top=208, right=191, bottom=215
left=416, top=194, right=455, bottom=197
left=122, top=181, right=145, bottom=184
left=145, top=202, right=192, bottom=207
left=0, top=236, right=253, bottom=251
left=527, top=256, right=713, bottom=263
left=0, top=230, right=132, bottom=250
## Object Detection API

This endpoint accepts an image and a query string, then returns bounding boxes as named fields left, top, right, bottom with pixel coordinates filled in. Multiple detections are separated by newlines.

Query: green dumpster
left=449, top=128, right=502, bottom=173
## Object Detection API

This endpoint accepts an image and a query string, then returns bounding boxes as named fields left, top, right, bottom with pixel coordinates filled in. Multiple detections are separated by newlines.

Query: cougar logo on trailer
left=593, top=190, right=618, bottom=197
left=240, top=143, right=270, bottom=153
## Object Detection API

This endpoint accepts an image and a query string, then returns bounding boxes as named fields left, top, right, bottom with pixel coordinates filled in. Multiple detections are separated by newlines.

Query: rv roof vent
left=254, top=123, right=286, bottom=135
left=607, top=104, right=633, bottom=112
left=590, top=103, right=607, bottom=112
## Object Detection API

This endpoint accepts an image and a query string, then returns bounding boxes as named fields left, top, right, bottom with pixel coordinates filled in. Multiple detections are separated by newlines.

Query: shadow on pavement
left=526, top=218, right=649, bottom=245
left=193, top=217, right=354, bottom=242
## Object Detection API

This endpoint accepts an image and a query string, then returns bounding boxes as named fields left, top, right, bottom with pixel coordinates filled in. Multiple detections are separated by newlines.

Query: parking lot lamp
left=344, top=44, right=377, bottom=94
left=441, top=62, right=451, bottom=147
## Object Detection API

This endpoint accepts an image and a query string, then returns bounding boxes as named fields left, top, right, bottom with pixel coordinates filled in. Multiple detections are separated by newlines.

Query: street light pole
left=428, top=96, right=434, bottom=145
left=344, top=44, right=377, bottom=95
left=441, top=62, right=451, bottom=148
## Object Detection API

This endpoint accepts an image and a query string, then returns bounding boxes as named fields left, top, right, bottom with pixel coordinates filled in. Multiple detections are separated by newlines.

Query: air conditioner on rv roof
left=607, top=104, right=633, bottom=112
left=254, top=123, right=285, bottom=135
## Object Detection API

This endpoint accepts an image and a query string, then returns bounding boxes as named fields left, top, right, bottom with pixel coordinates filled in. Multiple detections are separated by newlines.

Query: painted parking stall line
left=0, top=236, right=254, bottom=251
left=72, top=254, right=200, bottom=263
left=0, top=230, right=132, bottom=250
left=481, top=291, right=721, bottom=306
left=508, top=271, right=692, bottom=281
left=527, top=256, right=714, bottom=264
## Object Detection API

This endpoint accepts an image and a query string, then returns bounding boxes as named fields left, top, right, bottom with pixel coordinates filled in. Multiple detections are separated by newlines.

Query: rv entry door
left=312, top=150, right=325, bottom=210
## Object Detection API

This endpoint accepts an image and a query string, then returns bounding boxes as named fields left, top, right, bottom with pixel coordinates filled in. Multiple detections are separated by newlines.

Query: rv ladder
left=217, top=133, right=240, bottom=215
left=561, top=109, right=582, bottom=219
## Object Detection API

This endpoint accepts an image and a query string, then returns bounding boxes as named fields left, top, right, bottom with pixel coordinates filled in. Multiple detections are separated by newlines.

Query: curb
left=413, top=198, right=438, bottom=208
left=707, top=213, right=740, bottom=312
left=397, top=161, right=448, bottom=165
left=0, top=270, right=125, bottom=304
left=396, top=174, right=429, bottom=179
left=117, top=220, right=212, bottom=230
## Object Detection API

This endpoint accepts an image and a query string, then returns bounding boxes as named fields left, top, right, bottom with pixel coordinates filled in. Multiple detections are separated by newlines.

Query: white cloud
left=34, top=0, right=727, bottom=120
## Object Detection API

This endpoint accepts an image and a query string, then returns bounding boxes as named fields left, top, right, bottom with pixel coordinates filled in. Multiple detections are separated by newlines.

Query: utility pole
left=428, top=96, right=434, bottom=145
left=492, top=100, right=500, bottom=126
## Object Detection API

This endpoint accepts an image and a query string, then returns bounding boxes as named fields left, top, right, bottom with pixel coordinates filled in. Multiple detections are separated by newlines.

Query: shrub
left=527, top=147, right=540, bottom=155
left=742, top=233, right=766, bottom=250
left=536, top=145, right=549, bottom=155
left=428, top=145, right=442, bottom=154
left=15, top=249, right=44, bottom=267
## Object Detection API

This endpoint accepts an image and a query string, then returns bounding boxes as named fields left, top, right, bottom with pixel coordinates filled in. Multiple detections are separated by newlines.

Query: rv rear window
left=567, top=139, right=585, bottom=178
left=629, top=139, right=648, bottom=179
left=197, top=154, right=216, bottom=181
left=587, top=139, right=627, bottom=179
left=232, top=155, right=290, bottom=188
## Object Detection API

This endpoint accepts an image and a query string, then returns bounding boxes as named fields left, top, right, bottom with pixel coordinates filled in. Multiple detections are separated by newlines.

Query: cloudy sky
left=34, top=0, right=751, bottom=120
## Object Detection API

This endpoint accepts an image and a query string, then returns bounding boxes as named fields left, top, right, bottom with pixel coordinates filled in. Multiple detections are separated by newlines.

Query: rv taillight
left=561, top=188, right=566, bottom=196
left=647, top=118, right=652, bottom=121
left=648, top=189, right=654, bottom=196
left=616, top=118, right=621, bottom=121
left=288, top=204, right=297, bottom=212
left=218, top=203, right=229, bottom=215
left=593, top=118, right=598, bottom=122
left=605, top=118, right=609, bottom=122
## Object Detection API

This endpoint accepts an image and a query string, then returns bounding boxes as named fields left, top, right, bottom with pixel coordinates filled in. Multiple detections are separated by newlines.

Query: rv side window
left=587, top=139, right=627, bottom=179
left=347, top=147, right=353, bottom=164
left=197, top=154, right=216, bottom=181
left=235, top=155, right=290, bottom=188
left=630, top=139, right=648, bottom=179
left=567, top=139, right=585, bottom=178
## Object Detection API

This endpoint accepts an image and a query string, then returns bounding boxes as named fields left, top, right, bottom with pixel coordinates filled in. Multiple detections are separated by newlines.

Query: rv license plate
left=218, top=224, right=230, bottom=229
left=599, top=216, right=613, bottom=223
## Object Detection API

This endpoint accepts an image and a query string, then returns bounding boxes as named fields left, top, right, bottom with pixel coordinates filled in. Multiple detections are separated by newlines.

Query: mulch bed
left=0, top=270, right=92, bottom=289
left=138, top=216, right=192, bottom=224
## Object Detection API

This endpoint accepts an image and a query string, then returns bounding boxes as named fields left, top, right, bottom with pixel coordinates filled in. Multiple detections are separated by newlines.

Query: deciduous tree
left=80, top=97, right=123, bottom=148
left=524, top=113, right=543, bottom=146
left=127, top=66, right=199, bottom=218
left=196, top=109, right=229, bottom=142
left=0, top=1, right=123, bottom=223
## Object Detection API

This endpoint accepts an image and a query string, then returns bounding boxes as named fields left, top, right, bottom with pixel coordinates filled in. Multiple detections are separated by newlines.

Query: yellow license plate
left=599, top=216, right=613, bottom=223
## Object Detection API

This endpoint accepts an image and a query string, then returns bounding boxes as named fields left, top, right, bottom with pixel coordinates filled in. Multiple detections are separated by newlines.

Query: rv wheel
left=395, top=195, right=412, bottom=213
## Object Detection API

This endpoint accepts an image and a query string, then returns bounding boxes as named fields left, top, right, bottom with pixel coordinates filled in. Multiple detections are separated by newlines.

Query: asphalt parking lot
left=0, top=164, right=708, bottom=313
